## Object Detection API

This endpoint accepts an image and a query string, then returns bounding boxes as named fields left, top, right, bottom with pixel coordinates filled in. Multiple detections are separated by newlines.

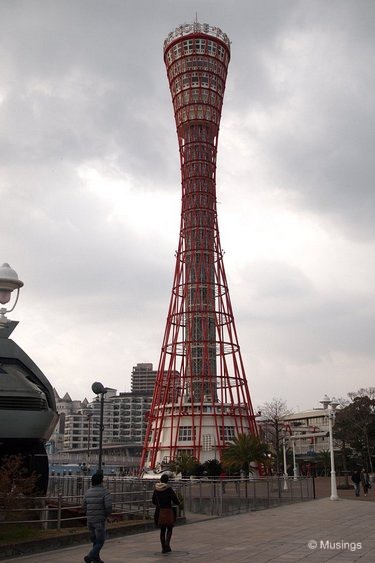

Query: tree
left=258, top=398, right=292, bottom=475
left=169, top=453, right=200, bottom=477
left=317, top=449, right=331, bottom=476
left=348, top=387, right=375, bottom=401
left=334, top=388, right=375, bottom=472
left=0, top=455, right=39, bottom=521
left=203, top=459, right=222, bottom=477
left=0, top=455, right=39, bottom=500
left=221, top=434, right=269, bottom=474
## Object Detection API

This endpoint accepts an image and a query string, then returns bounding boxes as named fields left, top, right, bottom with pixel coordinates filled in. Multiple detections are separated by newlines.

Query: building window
left=183, top=39, right=193, bottom=54
left=207, top=41, right=216, bottom=55
left=217, top=45, right=225, bottom=60
left=222, top=426, right=235, bottom=441
left=195, top=38, right=205, bottom=53
left=173, top=44, right=182, bottom=58
left=177, top=448, right=193, bottom=457
left=178, top=426, right=194, bottom=441
left=196, top=57, right=205, bottom=69
left=201, top=74, right=209, bottom=88
left=191, top=73, right=199, bottom=87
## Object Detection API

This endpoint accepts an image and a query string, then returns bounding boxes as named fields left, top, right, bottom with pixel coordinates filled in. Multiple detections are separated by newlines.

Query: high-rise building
left=54, top=381, right=154, bottom=454
left=131, top=363, right=157, bottom=395
left=141, top=22, right=257, bottom=470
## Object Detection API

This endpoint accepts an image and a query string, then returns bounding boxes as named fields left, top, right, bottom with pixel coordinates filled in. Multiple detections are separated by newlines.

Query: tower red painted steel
left=141, top=22, right=257, bottom=470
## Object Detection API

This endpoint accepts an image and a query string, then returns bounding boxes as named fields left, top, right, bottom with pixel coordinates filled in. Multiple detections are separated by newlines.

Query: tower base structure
left=149, top=403, right=254, bottom=468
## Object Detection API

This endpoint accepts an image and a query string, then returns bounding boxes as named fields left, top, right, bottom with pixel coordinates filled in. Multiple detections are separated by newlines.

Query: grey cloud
left=1, top=0, right=374, bottom=406
left=227, top=1, right=375, bottom=239
left=230, top=256, right=375, bottom=373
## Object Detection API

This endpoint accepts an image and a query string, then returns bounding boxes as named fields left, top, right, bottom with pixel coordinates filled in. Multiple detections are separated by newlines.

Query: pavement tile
left=2, top=497, right=375, bottom=563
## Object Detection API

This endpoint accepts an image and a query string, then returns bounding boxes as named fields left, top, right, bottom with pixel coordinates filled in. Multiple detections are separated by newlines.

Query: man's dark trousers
left=87, top=521, right=106, bottom=562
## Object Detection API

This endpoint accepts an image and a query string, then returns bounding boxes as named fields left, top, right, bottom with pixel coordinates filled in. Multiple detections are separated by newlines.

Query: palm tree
left=170, top=452, right=200, bottom=477
left=221, top=434, right=270, bottom=474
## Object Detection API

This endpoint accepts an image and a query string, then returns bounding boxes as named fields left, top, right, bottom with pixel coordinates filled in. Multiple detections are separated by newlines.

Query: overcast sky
left=1, top=0, right=374, bottom=412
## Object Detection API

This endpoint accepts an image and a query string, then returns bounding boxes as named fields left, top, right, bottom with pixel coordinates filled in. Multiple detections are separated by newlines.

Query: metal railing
left=0, top=476, right=313, bottom=530
left=182, top=476, right=314, bottom=516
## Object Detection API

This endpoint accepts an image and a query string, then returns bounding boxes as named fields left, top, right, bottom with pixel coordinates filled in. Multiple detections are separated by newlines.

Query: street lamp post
left=282, top=437, right=288, bottom=490
left=292, top=439, right=298, bottom=480
left=320, top=395, right=339, bottom=501
left=86, top=408, right=93, bottom=468
left=91, top=382, right=108, bottom=474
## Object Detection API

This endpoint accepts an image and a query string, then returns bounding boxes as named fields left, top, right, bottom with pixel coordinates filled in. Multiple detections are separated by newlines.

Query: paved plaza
left=3, top=496, right=375, bottom=563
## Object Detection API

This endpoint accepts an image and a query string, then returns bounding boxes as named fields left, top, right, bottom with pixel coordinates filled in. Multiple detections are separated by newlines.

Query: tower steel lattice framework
left=141, top=22, right=257, bottom=470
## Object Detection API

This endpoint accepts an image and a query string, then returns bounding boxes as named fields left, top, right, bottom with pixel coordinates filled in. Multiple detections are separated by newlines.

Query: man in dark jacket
left=83, top=472, right=112, bottom=563
left=351, top=468, right=361, bottom=497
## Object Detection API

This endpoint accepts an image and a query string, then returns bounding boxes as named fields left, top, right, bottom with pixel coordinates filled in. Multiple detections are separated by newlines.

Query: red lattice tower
left=141, top=22, right=257, bottom=470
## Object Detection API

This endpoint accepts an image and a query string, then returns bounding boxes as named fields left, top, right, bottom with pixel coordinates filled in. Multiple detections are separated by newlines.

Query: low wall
left=0, top=518, right=186, bottom=560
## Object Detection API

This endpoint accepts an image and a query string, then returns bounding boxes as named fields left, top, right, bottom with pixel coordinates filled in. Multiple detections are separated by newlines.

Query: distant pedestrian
left=152, top=473, right=180, bottom=554
left=361, top=469, right=371, bottom=496
left=220, top=470, right=227, bottom=493
left=83, top=471, right=112, bottom=563
left=351, top=468, right=361, bottom=497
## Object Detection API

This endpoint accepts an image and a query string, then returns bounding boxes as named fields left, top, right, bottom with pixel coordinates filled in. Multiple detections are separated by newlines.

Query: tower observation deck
left=140, top=23, right=257, bottom=470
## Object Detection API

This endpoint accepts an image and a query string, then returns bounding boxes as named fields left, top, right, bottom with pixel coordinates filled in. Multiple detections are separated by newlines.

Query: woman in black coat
left=152, top=473, right=180, bottom=553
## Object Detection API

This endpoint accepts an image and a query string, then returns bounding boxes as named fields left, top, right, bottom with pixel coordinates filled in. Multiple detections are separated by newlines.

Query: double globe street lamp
left=320, top=395, right=339, bottom=501
left=0, top=263, right=24, bottom=327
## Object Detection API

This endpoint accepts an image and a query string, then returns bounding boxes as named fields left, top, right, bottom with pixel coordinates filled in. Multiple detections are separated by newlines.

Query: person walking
left=220, top=470, right=227, bottom=493
left=361, top=468, right=371, bottom=496
left=152, top=473, right=180, bottom=554
left=351, top=468, right=361, bottom=497
left=83, top=471, right=112, bottom=563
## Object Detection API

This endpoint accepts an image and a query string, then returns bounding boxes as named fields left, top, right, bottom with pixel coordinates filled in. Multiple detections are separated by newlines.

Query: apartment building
left=49, top=390, right=88, bottom=452
left=281, top=407, right=330, bottom=456
left=52, top=363, right=159, bottom=453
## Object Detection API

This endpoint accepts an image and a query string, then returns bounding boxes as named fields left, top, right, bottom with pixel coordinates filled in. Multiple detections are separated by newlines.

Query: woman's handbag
left=157, top=507, right=175, bottom=527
